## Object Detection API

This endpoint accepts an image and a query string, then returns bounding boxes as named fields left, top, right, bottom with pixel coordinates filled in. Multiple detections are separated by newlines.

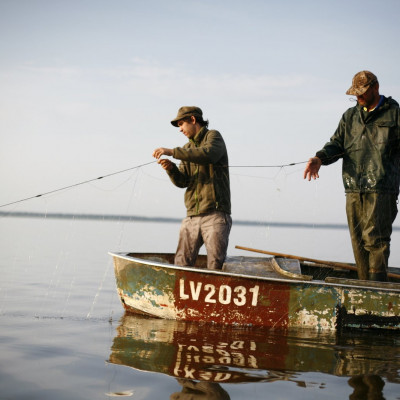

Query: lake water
left=1, top=216, right=400, bottom=400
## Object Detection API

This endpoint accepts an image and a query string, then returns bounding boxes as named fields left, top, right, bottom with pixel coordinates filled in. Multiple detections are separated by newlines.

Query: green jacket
left=316, top=96, right=400, bottom=194
left=167, top=127, right=231, bottom=216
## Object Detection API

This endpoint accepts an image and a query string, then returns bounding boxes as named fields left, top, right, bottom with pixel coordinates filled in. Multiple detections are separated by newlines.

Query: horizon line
left=0, top=210, right=386, bottom=230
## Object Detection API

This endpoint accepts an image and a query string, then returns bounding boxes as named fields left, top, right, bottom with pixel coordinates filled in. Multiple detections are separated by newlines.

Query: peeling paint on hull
left=110, top=252, right=400, bottom=330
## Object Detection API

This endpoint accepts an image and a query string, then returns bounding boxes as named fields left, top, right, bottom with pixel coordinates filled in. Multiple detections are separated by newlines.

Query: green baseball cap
left=170, top=106, right=203, bottom=127
left=346, top=71, right=378, bottom=96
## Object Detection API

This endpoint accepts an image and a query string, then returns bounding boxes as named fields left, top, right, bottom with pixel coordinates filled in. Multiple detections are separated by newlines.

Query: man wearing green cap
left=153, top=106, right=231, bottom=270
left=304, top=71, right=400, bottom=281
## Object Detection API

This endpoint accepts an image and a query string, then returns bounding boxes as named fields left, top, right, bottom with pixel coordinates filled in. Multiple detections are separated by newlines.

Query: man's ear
left=190, top=116, right=196, bottom=124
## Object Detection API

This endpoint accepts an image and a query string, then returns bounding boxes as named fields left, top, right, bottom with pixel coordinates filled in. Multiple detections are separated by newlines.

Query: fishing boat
left=109, top=246, right=400, bottom=330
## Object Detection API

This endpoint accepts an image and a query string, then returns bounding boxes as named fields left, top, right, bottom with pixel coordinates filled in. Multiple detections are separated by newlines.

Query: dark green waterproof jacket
left=167, top=127, right=231, bottom=216
left=316, top=96, right=400, bottom=194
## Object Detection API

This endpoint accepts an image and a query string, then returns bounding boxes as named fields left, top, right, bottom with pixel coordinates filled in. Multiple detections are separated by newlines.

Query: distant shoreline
left=0, top=210, right=384, bottom=230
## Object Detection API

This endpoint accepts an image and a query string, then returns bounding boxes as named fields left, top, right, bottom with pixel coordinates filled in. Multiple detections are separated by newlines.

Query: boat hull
left=110, top=252, right=400, bottom=330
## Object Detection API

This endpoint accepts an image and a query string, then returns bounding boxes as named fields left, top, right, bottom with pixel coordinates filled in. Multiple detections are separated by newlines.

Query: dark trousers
left=346, top=193, right=398, bottom=280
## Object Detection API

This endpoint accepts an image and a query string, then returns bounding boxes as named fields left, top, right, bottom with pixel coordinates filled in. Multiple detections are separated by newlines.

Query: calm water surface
left=1, top=217, right=400, bottom=399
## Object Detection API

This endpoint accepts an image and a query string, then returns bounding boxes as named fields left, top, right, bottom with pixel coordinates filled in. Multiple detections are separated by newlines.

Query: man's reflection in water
left=349, top=375, right=385, bottom=400
left=170, top=379, right=230, bottom=400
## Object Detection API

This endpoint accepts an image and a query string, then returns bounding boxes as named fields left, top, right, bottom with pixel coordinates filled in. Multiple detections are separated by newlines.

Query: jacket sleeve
left=316, top=114, right=346, bottom=165
left=172, top=130, right=226, bottom=164
left=166, top=162, right=191, bottom=188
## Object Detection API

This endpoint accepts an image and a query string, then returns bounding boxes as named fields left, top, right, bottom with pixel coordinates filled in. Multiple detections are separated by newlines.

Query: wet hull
left=110, top=252, right=400, bottom=330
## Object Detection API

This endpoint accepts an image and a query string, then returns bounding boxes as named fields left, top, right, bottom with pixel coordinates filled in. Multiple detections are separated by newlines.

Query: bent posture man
left=153, top=106, right=231, bottom=270
left=304, top=71, right=400, bottom=281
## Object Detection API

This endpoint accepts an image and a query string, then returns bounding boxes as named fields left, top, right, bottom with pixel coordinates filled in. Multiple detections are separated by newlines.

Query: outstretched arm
left=303, top=157, right=322, bottom=181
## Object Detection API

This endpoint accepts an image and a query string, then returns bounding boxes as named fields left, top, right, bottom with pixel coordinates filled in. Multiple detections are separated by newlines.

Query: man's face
left=357, top=83, right=380, bottom=110
left=177, top=117, right=197, bottom=139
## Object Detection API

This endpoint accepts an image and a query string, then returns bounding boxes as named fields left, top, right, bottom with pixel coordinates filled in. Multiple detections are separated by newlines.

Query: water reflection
left=108, top=314, right=400, bottom=399
left=171, top=379, right=230, bottom=400
left=349, top=375, right=385, bottom=400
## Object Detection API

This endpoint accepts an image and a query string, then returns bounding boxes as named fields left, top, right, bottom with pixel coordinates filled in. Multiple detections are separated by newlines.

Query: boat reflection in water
left=170, top=379, right=230, bottom=400
left=108, top=314, right=400, bottom=399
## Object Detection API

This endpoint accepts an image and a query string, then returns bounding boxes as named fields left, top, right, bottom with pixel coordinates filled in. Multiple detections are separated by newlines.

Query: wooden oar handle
left=235, top=245, right=355, bottom=269
left=235, top=245, right=400, bottom=279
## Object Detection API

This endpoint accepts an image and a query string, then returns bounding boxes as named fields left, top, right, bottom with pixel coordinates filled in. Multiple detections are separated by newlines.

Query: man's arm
left=152, top=147, right=189, bottom=187
left=173, top=131, right=226, bottom=164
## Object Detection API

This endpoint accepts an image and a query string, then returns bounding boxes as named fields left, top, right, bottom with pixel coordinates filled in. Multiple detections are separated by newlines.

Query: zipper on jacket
left=195, top=164, right=200, bottom=214
left=191, top=138, right=200, bottom=215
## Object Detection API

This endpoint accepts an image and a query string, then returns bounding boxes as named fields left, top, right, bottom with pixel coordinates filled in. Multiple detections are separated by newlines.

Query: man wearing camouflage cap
left=304, top=71, right=400, bottom=281
left=153, top=106, right=231, bottom=270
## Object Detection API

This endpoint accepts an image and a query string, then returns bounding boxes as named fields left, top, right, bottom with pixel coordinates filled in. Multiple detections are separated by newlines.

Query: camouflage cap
left=346, top=71, right=378, bottom=96
left=170, top=106, right=203, bottom=127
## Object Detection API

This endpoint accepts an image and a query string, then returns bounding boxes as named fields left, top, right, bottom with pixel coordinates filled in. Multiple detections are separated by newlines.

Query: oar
left=235, top=245, right=400, bottom=280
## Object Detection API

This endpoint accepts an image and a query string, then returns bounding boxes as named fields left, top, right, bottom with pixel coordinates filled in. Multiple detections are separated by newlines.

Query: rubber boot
left=368, top=272, right=388, bottom=282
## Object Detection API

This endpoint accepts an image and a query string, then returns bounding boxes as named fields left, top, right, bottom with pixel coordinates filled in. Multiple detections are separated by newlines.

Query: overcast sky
left=1, top=0, right=400, bottom=231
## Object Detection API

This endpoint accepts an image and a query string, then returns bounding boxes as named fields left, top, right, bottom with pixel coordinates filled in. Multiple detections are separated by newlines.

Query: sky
left=1, top=0, right=400, bottom=244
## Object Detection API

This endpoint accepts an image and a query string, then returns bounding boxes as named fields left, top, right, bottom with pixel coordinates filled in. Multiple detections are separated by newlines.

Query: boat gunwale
left=109, top=251, right=400, bottom=293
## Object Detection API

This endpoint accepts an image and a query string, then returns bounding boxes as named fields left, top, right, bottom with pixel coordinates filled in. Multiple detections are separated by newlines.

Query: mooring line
left=0, top=159, right=308, bottom=209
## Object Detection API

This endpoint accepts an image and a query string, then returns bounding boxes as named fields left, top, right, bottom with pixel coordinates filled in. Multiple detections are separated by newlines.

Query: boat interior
left=125, top=252, right=400, bottom=288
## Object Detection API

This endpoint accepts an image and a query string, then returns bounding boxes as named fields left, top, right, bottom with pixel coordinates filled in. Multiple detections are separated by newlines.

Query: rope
left=0, top=159, right=308, bottom=209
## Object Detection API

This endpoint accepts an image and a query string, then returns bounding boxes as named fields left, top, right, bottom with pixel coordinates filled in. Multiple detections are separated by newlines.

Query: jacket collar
left=356, top=95, right=391, bottom=112
left=191, top=126, right=208, bottom=145
left=357, top=96, right=394, bottom=124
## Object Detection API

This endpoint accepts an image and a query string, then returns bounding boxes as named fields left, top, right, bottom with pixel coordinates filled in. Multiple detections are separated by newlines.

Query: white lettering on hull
left=179, top=279, right=260, bottom=306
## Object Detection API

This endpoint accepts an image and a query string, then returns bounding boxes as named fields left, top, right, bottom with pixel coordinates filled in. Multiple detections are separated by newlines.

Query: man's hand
left=158, top=158, right=174, bottom=171
left=152, top=147, right=173, bottom=159
left=303, top=157, right=322, bottom=181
